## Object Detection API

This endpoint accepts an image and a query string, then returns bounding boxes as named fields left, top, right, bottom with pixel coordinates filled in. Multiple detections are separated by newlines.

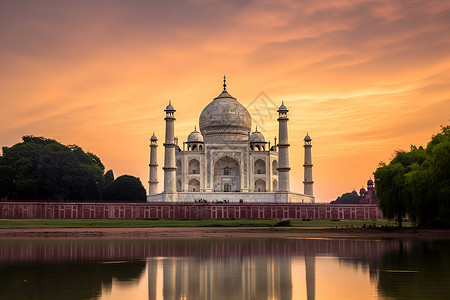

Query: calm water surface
left=1, top=238, right=449, bottom=300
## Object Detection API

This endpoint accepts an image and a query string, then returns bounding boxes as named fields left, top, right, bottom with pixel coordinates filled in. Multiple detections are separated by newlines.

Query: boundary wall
left=0, top=202, right=384, bottom=220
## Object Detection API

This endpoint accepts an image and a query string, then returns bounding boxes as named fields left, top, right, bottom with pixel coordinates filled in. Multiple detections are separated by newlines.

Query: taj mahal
left=147, top=77, right=315, bottom=203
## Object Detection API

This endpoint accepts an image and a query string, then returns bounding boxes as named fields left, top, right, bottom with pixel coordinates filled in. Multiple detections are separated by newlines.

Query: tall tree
left=374, top=162, right=408, bottom=227
left=102, top=175, right=147, bottom=202
left=104, top=170, right=115, bottom=187
left=0, top=136, right=105, bottom=201
left=429, top=136, right=450, bottom=224
left=331, top=192, right=360, bottom=204
left=375, top=125, right=450, bottom=226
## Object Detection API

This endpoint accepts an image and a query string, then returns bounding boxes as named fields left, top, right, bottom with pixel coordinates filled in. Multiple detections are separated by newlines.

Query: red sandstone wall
left=0, top=202, right=385, bottom=220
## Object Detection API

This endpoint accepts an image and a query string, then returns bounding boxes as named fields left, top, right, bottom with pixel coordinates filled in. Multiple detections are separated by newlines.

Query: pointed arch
left=213, top=156, right=241, bottom=192
left=254, top=159, right=266, bottom=174
left=254, top=179, right=266, bottom=192
left=189, top=159, right=200, bottom=174
left=176, top=160, right=182, bottom=175
left=188, top=179, right=200, bottom=192
left=272, top=160, right=278, bottom=175
left=273, top=179, right=278, bottom=192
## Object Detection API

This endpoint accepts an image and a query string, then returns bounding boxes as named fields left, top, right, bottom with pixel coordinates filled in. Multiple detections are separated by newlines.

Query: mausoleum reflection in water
left=1, top=238, right=449, bottom=300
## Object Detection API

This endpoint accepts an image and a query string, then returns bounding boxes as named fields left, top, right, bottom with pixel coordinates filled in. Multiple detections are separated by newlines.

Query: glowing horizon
left=1, top=0, right=449, bottom=202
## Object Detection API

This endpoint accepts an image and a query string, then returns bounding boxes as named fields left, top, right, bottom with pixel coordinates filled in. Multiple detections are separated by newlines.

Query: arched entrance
left=254, top=159, right=266, bottom=174
left=272, top=160, right=278, bottom=175
left=254, top=179, right=266, bottom=192
left=176, top=160, right=182, bottom=175
left=189, top=159, right=200, bottom=174
left=188, top=179, right=200, bottom=192
left=213, top=156, right=241, bottom=192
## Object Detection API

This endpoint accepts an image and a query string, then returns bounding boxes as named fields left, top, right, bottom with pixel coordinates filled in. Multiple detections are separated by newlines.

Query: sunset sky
left=1, top=0, right=449, bottom=202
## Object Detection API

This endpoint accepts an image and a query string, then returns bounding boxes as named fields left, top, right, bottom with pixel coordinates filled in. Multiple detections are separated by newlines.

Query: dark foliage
left=375, top=125, right=450, bottom=227
left=331, top=192, right=360, bottom=204
left=104, top=170, right=115, bottom=187
left=102, top=175, right=147, bottom=202
left=0, top=136, right=105, bottom=201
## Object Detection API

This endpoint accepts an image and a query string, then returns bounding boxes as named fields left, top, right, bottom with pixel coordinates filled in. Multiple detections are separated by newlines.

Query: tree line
left=0, top=136, right=146, bottom=202
left=330, top=192, right=360, bottom=204
left=374, top=125, right=450, bottom=227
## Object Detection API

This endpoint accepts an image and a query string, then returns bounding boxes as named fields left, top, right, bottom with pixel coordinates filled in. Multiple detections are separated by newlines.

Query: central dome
left=199, top=88, right=251, bottom=142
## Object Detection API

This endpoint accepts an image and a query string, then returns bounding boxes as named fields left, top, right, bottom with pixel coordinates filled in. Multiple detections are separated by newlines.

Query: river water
left=1, top=238, right=449, bottom=300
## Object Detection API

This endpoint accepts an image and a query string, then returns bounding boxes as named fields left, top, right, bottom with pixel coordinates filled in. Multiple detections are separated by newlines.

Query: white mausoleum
left=147, top=78, right=314, bottom=203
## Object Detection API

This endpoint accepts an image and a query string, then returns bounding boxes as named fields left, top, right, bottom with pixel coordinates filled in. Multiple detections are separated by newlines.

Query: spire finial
left=223, top=75, right=227, bottom=91
left=256, top=125, right=258, bottom=131
left=194, top=125, right=197, bottom=131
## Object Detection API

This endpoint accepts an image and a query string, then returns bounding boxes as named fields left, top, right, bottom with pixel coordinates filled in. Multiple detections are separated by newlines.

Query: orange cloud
left=1, top=0, right=449, bottom=201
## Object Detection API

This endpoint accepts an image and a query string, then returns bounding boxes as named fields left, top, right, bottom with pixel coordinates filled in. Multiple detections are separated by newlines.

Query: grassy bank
left=0, top=219, right=404, bottom=228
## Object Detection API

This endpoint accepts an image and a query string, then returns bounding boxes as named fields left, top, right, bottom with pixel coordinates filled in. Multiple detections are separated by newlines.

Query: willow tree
left=375, top=125, right=450, bottom=227
left=374, top=162, right=408, bottom=227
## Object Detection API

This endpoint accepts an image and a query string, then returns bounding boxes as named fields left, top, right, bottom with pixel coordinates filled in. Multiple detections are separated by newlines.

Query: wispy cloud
left=1, top=0, right=449, bottom=201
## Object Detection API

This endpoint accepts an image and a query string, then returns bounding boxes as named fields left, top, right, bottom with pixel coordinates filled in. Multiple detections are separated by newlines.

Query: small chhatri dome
left=304, top=133, right=311, bottom=142
left=250, top=126, right=265, bottom=143
left=165, top=100, right=175, bottom=111
left=278, top=101, right=288, bottom=112
left=150, top=133, right=157, bottom=141
left=199, top=77, right=252, bottom=142
left=360, top=186, right=366, bottom=194
left=367, top=178, right=374, bottom=186
left=187, top=126, right=204, bottom=142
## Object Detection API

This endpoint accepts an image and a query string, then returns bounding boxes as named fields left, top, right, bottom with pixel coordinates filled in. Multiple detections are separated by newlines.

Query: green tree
left=374, top=162, right=408, bottom=227
left=375, top=125, right=450, bottom=227
left=429, top=138, right=450, bottom=224
left=104, top=170, right=115, bottom=187
left=405, top=166, right=436, bottom=225
left=102, top=175, right=147, bottom=202
left=0, top=136, right=105, bottom=201
left=331, top=192, right=360, bottom=204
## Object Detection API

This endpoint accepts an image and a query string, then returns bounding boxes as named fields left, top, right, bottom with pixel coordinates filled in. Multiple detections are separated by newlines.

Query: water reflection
left=0, top=260, right=146, bottom=300
left=378, top=240, right=450, bottom=300
left=147, top=255, right=292, bottom=300
left=0, top=238, right=449, bottom=300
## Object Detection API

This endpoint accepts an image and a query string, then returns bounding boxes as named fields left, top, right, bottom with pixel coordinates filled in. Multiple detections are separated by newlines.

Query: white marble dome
left=187, top=127, right=204, bottom=142
left=250, top=128, right=265, bottom=143
left=199, top=89, right=251, bottom=142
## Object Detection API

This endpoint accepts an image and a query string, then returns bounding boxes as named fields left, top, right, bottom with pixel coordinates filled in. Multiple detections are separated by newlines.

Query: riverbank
left=0, top=218, right=401, bottom=228
left=1, top=226, right=449, bottom=240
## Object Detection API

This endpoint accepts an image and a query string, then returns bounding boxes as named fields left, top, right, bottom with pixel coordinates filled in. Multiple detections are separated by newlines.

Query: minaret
left=163, top=101, right=177, bottom=197
left=305, top=256, right=316, bottom=300
left=148, top=133, right=158, bottom=195
left=303, top=133, right=314, bottom=196
left=277, top=101, right=290, bottom=192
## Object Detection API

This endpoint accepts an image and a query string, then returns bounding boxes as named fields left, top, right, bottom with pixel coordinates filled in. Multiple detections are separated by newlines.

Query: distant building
left=358, top=178, right=377, bottom=204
